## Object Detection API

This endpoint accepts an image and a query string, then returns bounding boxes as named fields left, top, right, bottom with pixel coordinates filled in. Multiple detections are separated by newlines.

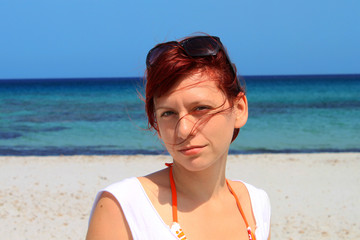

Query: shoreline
left=1, top=153, right=359, bottom=239
left=1, top=149, right=359, bottom=156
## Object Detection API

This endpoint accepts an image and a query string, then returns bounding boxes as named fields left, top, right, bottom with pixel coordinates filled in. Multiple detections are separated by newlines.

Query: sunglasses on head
left=146, top=36, right=237, bottom=79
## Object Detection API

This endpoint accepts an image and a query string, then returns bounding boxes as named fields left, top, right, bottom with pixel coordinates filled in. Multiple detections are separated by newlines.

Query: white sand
left=0, top=153, right=359, bottom=239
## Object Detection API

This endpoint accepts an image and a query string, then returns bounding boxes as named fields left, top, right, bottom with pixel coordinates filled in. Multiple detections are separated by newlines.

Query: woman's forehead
left=154, top=73, right=226, bottom=105
left=163, top=72, right=221, bottom=95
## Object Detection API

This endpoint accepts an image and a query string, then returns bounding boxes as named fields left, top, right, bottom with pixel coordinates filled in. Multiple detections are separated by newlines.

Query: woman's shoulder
left=87, top=183, right=133, bottom=240
left=91, top=168, right=169, bottom=209
left=137, top=168, right=172, bottom=205
left=228, top=180, right=271, bottom=220
left=230, top=180, right=269, bottom=201
left=137, top=168, right=170, bottom=193
left=230, top=180, right=271, bottom=239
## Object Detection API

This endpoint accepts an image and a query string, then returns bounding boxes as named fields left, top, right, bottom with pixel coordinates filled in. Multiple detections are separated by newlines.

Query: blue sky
left=0, top=0, right=359, bottom=79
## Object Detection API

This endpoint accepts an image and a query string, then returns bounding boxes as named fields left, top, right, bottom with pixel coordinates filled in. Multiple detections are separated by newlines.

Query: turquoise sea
left=0, top=75, right=359, bottom=155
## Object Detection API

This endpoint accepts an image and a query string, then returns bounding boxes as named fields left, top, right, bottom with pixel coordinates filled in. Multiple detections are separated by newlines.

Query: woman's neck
left=171, top=158, right=229, bottom=203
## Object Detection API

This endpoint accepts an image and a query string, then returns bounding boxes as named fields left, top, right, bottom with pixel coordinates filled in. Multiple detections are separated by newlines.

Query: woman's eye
left=161, top=111, right=175, bottom=117
left=194, top=106, right=210, bottom=111
left=192, top=106, right=212, bottom=115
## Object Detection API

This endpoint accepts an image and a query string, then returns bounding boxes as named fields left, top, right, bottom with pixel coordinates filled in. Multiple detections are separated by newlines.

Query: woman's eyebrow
left=155, top=106, right=168, bottom=111
left=154, top=103, right=174, bottom=111
left=155, top=101, right=216, bottom=113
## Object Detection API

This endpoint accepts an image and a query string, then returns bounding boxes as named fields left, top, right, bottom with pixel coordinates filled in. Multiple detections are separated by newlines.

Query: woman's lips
left=179, top=145, right=206, bottom=156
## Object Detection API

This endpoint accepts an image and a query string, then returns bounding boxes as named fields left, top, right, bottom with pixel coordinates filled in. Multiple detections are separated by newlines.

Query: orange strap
left=166, top=163, right=178, bottom=222
left=166, top=163, right=255, bottom=240
left=226, top=179, right=256, bottom=240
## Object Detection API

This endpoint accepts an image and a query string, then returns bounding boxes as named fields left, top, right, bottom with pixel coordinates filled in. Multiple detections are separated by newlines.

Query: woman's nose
left=176, top=115, right=195, bottom=140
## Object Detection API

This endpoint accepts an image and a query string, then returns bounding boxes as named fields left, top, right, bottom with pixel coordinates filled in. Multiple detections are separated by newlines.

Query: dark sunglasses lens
left=146, top=43, right=176, bottom=67
left=183, top=37, right=220, bottom=57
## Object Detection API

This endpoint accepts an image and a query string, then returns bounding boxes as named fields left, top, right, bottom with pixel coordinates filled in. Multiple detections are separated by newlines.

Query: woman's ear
left=234, top=93, right=248, bottom=128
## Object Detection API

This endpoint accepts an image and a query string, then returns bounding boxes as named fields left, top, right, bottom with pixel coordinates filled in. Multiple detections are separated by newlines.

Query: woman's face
left=154, top=72, right=248, bottom=171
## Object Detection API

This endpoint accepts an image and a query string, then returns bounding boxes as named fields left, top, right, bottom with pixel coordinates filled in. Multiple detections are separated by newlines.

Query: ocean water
left=0, top=75, right=359, bottom=155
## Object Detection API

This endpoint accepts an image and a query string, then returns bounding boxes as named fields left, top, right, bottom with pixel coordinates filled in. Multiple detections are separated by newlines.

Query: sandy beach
left=0, top=153, right=359, bottom=239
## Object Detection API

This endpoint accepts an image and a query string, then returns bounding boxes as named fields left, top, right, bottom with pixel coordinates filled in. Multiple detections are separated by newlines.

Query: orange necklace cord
left=166, top=163, right=178, bottom=223
left=226, top=179, right=256, bottom=240
left=166, top=163, right=255, bottom=240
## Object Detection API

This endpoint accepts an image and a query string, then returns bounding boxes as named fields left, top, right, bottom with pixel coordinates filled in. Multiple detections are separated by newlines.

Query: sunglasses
left=146, top=36, right=238, bottom=85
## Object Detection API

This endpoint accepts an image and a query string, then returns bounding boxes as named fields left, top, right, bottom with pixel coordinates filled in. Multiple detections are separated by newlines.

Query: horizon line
left=0, top=73, right=360, bottom=81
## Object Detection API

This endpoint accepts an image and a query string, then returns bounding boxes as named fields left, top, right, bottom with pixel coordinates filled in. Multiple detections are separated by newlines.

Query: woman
left=86, top=35, right=271, bottom=240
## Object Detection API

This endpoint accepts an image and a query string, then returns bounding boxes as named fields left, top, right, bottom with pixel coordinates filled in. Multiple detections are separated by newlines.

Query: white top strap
left=242, top=181, right=271, bottom=240
left=90, top=178, right=178, bottom=239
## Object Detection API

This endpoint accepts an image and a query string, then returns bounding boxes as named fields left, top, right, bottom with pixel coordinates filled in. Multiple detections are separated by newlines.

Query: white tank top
left=90, top=177, right=271, bottom=240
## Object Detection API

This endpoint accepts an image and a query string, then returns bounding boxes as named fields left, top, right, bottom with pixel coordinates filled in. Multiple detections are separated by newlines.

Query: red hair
left=144, top=36, right=246, bottom=142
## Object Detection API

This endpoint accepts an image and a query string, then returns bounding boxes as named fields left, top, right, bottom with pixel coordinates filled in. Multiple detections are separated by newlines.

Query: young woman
left=86, top=35, right=271, bottom=240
